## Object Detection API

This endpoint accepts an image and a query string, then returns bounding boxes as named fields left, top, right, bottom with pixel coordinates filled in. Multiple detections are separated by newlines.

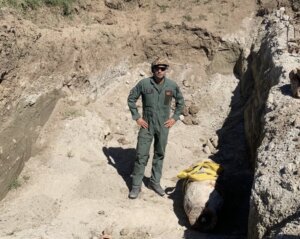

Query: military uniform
left=128, top=76, right=184, bottom=188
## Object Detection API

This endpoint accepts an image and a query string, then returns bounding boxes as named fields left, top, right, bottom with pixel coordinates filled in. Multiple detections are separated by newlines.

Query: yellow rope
left=177, top=160, right=222, bottom=182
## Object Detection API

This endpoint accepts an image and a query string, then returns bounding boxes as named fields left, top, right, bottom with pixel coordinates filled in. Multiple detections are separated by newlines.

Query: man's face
left=153, top=65, right=168, bottom=80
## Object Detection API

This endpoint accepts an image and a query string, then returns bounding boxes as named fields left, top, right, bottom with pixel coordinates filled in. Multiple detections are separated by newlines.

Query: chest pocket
left=143, top=88, right=154, bottom=106
left=164, top=90, right=173, bottom=105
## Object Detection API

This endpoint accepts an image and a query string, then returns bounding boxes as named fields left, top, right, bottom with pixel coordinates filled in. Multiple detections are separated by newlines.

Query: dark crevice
left=263, top=208, right=300, bottom=238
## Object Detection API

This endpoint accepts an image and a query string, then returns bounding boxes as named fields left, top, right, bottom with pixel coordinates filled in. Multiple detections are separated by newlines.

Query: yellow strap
left=177, top=160, right=222, bottom=182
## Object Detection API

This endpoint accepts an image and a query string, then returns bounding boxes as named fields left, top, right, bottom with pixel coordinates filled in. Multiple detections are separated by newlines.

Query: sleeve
left=172, top=84, right=185, bottom=121
left=127, top=81, right=142, bottom=120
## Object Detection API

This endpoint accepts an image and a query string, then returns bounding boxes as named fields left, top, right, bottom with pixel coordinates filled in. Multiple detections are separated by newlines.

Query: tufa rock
left=104, top=0, right=124, bottom=10
left=203, top=145, right=211, bottom=154
left=289, top=68, right=300, bottom=98
left=117, top=137, right=130, bottom=145
left=182, top=115, right=193, bottom=125
left=182, top=106, right=189, bottom=116
left=183, top=164, right=223, bottom=232
left=210, top=136, right=219, bottom=148
left=292, top=117, right=300, bottom=128
left=192, top=117, right=199, bottom=125
left=189, top=104, right=200, bottom=115
left=206, top=139, right=216, bottom=154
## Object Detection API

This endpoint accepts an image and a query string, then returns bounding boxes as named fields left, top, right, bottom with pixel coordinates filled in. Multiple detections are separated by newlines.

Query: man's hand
left=164, top=118, right=176, bottom=128
left=136, top=118, right=148, bottom=128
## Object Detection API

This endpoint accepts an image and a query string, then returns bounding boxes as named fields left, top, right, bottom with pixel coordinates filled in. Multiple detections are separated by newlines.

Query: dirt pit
left=0, top=60, right=252, bottom=239
left=0, top=0, right=260, bottom=238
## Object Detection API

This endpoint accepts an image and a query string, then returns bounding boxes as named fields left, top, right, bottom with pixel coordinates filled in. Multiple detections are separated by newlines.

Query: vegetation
left=61, top=108, right=84, bottom=119
left=158, top=4, right=169, bottom=13
left=67, top=150, right=74, bottom=158
left=9, top=179, right=21, bottom=190
left=0, top=0, right=75, bottom=15
left=183, top=14, right=192, bottom=21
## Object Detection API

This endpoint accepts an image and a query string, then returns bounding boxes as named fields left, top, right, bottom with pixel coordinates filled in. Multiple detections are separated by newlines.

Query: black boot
left=128, top=186, right=141, bottom=199
left=148, top=182, right=165, bottom=196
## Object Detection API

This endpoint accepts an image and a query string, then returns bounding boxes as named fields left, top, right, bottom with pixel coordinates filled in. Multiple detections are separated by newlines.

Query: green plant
left=159, top=4, right=168, bottom=13
left=183, top=15, right=192, bottom=22
left=164, top=21, right=172, bottom=29
left=67, top=150, right=74, bottom=158
left=61, top=108, right=84, bottom=119
left=199, top=14, right=207, bottom=21
left=9, top=179, right=21, bottom=190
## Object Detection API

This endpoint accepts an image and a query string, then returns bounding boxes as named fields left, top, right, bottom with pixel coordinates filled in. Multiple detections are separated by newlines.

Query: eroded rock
left=289, top=68, right=300, bottom=98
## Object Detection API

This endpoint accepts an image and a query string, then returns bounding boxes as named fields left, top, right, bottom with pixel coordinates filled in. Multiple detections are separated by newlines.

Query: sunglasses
left=154, top=66, right=167, bottom=71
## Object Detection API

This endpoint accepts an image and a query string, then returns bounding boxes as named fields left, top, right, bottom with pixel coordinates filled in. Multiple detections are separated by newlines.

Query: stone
left=210, top=136, right=219, bottom=148
left=289, top=68, right=300, bottom=98
left=119, top=228, right=130, bottom=236
left=183, top=175, right=223, bottom=231
left=292, top=118, right=300, bottom=128
left=182, top=115, right=193, bottom=125
left=203, top=145, right=211, bottom=154
left=206, top=139, right=216, bottom=154
left=104, top=0, right=124, bottom=10
left=117, top=137, right=130, bottom=145
left=189, top=104, right=200, bottom=115
left=192, top=118, right=199, bottom=125
left=182, top=79, right=191, bottom=87
left=98, top=210, right=105, bottom=215
left=182, top=106, right=189, bottom=116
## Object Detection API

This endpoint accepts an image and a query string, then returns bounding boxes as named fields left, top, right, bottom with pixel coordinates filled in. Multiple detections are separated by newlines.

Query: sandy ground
left=0, top=1, right=260, bottom=237
left=0, top=62, right=242, bottom=239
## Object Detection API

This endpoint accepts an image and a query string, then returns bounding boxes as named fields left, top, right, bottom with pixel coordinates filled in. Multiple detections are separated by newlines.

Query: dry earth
left=1, top=0, right=298, bottom=239
left=0, top=62, right=242, bottom=239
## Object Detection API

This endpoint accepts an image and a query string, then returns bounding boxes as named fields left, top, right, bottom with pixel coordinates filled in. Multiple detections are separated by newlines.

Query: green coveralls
left=127, top=77, right=184, bottom=187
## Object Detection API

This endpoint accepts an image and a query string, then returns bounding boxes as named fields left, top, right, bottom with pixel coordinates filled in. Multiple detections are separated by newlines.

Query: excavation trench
left=0, top=24, right=258, bottom=238
left=1, top=11, right=293, bottom=238
left=181, top=51, right=254, bottom=236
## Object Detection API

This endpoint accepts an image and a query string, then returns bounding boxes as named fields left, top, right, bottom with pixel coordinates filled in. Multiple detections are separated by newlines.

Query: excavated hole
left=0, top=21, right=256, bottom=238
left=175, top=51, right=254, bottom=237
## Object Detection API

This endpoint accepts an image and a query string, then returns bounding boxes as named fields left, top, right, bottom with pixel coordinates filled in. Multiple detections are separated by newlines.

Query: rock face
left=183, top=179, right=223, bottom=232
left=241, top=13, right=300, bottom=238
left=0, top=90, right=61, bottom=200
left=289, top=68, right=300, bottom=98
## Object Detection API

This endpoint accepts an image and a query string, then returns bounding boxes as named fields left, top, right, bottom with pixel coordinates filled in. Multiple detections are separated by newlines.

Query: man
left=127, top=57, right=184, bottom=199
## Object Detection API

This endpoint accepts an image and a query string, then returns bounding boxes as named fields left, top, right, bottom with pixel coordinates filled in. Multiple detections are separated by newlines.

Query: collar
left=150, top=76, right=168, bottom=92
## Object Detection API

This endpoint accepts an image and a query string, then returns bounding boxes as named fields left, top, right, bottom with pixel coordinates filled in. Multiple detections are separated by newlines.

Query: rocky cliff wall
left=0, top=90, right=61, bottom=200
left=242, top=12, right=300, bottom=239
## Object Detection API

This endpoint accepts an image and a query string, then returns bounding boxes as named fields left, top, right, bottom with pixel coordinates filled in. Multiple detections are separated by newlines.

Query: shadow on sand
left=102, top=146, right=136, bottom=190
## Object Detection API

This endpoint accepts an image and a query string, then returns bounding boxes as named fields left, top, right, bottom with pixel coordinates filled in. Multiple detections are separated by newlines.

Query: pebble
left=210, top=136, right=219, bottom=148
left=98, top=210, right=105, bottom=215
left=182, top=115, right=193, bottom=125
left=203, top=145, right=211, bottom=154
left=119, top=228, right=129, bottom=236
left=192, top=118, right=199, bottom=125
left=292, top=118, right=300, bottom=128
left=189, top=104, right=199, bottom=115
left=182, top=106, right=189, bottom=116
left=206, top=139, right=216, bottom=153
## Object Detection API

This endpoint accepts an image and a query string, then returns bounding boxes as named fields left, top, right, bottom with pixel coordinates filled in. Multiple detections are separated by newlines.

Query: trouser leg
left=132, top=128, right=153, bottom=187
left=150, top=128, right=169, bottom=184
